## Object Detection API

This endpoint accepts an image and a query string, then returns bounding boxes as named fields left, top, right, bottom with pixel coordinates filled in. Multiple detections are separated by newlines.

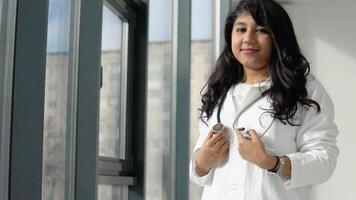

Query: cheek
left=261, top=39, right=273, bottom=59
left=231, top=38, right=242, bottom=58
left=231, top=44, right=239, bottom=58
left=266, top=46, right=273, bottom=61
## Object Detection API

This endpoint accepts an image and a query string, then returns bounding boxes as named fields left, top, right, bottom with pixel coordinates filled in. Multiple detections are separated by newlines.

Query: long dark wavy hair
left=199, top=0, right=320, bottom=126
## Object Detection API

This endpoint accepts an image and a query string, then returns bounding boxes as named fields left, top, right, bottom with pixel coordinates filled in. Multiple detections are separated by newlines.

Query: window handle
left=100, top=65, right=103, bottom=89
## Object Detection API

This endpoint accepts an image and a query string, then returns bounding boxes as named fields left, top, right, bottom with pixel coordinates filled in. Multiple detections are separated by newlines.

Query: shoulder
left=306, top=75, right=329, bottom=98
left=306, top=74, right=326, bottom=95
left=305, top=74, right=335, bottom=118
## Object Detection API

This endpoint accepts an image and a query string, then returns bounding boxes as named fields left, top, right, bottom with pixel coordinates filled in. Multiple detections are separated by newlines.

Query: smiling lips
left=241, top=48, right=259, bottom=54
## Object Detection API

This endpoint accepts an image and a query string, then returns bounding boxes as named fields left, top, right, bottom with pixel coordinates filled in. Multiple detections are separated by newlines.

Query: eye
left=256, top=27, right=269, bottom=34
left=236, top=27, right=246, bottom=33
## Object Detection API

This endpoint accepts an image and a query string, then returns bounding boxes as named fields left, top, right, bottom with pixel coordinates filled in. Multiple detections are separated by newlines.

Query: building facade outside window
left=42, top=0, right=71, bottom=199
left=145, top=0, right=173, bottom=199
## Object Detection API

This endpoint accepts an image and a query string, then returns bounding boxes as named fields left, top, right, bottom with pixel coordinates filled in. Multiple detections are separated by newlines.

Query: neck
left=242, top=68, right=270, bottom=84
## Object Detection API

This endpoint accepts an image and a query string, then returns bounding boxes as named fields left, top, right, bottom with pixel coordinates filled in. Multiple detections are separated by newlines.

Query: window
left=99, top=3, right=128, bottom=159
left=189, top=1, right=230, bottom=199
left=145, top=0, right=173, bottom=199
left=97, top=1, right=135, bottom=199
left=98, top=185, right=128, bottom=200
left=8, top=0, right=146, bottom=199
left=189, top=0, right=213, bottom=199
left=42, top=0, right=71, bottom=199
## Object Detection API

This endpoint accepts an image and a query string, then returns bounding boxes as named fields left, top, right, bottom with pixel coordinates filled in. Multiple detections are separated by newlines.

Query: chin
left=240, top=61, right=268, bottom=69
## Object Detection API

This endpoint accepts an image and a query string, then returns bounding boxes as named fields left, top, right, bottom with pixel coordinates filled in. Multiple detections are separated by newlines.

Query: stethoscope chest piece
left=212, top=123, right=224, bottom=133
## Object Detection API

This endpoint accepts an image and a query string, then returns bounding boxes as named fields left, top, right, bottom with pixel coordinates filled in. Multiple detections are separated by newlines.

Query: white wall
left=284, top=1, right=356, bottom=199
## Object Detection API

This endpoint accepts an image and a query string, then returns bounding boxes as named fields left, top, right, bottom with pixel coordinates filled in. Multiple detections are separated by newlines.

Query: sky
left=46, top=0, right=70, bottom=52
left=47, top=0, right=212, bottom=52
left=148, top=0, right=212, bottom=42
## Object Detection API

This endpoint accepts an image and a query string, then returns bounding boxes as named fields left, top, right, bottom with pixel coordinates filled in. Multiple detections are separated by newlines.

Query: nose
left=243, top=30, right=256, bottom=44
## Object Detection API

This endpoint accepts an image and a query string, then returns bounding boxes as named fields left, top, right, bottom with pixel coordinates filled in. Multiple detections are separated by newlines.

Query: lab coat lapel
left=218, top=86, right=266, bottom=129
left=231, top=84, right=274, bottom=137
left=219, top=91, right=235, bottom=128
left=218, top=84, right=274, bottom=135
left=235, top=87, right=262, bottom=118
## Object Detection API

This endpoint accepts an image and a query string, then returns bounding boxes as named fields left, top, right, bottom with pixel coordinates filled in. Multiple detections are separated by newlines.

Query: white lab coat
left=190, top=75, right=339, bottom=200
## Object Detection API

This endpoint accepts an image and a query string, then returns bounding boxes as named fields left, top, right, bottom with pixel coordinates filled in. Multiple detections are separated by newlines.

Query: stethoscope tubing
left=213, top=89, right=274, bottom=138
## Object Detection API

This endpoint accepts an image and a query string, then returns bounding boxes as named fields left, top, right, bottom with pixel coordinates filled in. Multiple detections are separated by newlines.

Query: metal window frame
left=127, top=2, right=147, bottom=200
left=120, top=19, right=129, bottom=159
left=212, top=0, right=230, bottom=62
left=75, top=0, right=147, bottom=199
left=74, top=0, right=102, bottom=199
left=4, top=0, right=146, bottom=199
left=71, top=1, right=147, bottom=199
left=65, top=0, right=81, bottom=199
left=97, top=157, right=136, bottom=185
left=101, top=0, right=130, bottom=160
left=97, top=0, right=138, bottom=189
left=170, top=0, right=191, bottom=199
left=9, top=0, right=49, bottom=199
left=0, top=0, right=17, bottom=199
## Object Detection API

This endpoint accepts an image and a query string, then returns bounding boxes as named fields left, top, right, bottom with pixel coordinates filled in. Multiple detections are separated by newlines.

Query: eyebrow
left=233, top=22, right=265, bottom=29
left=234, top=22, right=246, bottom=26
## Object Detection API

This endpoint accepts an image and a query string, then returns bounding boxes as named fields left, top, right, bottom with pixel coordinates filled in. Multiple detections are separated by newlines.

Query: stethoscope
left=212, top=87, right=275, bottom=139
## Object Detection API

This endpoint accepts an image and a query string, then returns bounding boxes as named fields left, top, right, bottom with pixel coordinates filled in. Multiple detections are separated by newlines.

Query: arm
left=237, top=131, right=292, bottom=176
left=237, top=78, right=338, bottom=188
left=189, top=121, right=229, bottom=186
left=283, top=78, right=339, bottom=189
left=189, top=121, right=214, bottom=186
left=260, top=154, right=292, bottom=177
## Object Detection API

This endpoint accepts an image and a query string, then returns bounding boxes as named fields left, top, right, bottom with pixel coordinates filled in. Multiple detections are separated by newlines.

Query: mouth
left=241, top=48, right=259, bottom=54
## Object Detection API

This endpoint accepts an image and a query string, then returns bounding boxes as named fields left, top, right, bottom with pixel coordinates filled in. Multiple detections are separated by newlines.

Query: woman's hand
left=236, top=129, right=277, bottom=170
left=195, top=128, right=229, bottom=176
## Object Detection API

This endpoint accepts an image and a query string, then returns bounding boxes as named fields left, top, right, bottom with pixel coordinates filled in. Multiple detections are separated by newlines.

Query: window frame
left=7, top=0, right=147, bottom=199
left=97, top=0, right=139, bottom=189
left=9, top=0, right=48, bottom=199
left=170, top=0, right=191, bottom=199
left=99, top=0, right=130, bottom=160
left=0, top=0, right=17, bottom=199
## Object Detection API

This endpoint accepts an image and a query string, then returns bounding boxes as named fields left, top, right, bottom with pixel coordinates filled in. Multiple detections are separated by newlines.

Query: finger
left=222, top=142, right=230, bottom=153
left=236, top=130, right=245, bottom=144
left=212, top=127, right=227, bottom=138
left=210, top=131, right=226, bottom=145
left=215, top=138, right=229, bottom=150
left=220, top=127, right=228, bottom=134
left=213, top=135, right=228, bottom=147
left=237, top=144, right=244, bottom=158
left=222, top=145, right=229, bottom=157
left=248, top=129, right=259, bottom=141
left=204, top=131, right=214, bottom=142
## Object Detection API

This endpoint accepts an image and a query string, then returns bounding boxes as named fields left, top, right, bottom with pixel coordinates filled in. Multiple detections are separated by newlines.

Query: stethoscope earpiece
left=237, top=127, right=251, bottom=139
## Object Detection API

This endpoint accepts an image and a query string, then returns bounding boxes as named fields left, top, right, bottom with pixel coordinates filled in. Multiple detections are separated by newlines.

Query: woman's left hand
left=236, top=129, right=273, bottom=169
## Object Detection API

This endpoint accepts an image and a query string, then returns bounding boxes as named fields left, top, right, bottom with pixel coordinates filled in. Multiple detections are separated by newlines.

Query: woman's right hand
left=195, top=128, right=229, bottom=176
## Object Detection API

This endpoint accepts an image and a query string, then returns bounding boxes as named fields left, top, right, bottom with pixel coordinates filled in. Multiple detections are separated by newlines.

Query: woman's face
left=231, top=11, right=273, bottom=72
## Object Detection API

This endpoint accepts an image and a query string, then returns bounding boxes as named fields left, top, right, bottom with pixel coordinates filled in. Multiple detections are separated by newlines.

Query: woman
left=189, top=0, right=339, bottom=199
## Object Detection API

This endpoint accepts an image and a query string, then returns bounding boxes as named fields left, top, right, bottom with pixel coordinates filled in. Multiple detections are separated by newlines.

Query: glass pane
left=231, top=0, right=239, bottom=6
left=189, top=0, right=213, bottom=199
left=145, top=0, right=173, bottom=199
left=98, top=185, right=128, bottom=200
left=42, top=0, right=71, bottom=199
left=99, top=4, right=128, bottom=159
left=0, top=1, right=2, bottom=31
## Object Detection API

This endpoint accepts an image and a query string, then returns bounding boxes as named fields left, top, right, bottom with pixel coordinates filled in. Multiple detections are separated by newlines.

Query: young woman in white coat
left=190, top=0, right=339, bottom=199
